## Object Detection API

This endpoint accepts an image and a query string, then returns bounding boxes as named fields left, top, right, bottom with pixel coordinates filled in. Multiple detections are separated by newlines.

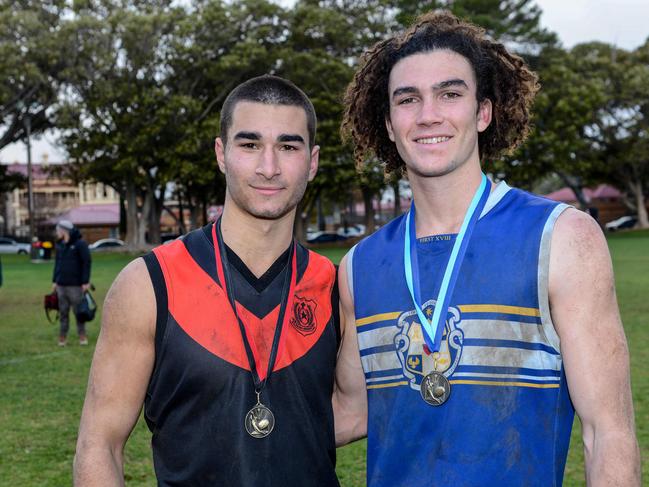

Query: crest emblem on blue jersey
left=394, top=299, right=464, bottom=391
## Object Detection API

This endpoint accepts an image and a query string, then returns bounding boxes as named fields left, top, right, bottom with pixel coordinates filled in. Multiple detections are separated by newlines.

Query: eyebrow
left=233, top=131, right=261, bottom=141
left=391, top=78, right=469, bottom=99
left=277, top=134, right=305, bottom=144
left=233, top=131, right=305, bottom=144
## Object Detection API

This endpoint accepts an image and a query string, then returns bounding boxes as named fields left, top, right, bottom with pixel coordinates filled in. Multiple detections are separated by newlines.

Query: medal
left=420, top=371, right=451, bottom=406
left=403, top=174, right=491, bottom=405
left=213, top=219, right=296, bottom=438
left=244, top=391, right=276, bottom=438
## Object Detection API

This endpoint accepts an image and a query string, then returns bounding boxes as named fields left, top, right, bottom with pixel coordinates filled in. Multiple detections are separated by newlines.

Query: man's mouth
left=415, top=136, right=451, bottom=144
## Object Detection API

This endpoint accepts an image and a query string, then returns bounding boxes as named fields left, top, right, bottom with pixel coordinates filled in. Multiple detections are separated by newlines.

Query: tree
left=280, top=0, right=395, bottom=238
left=57, top=0, right=191, bottom=247
left=491, top=45, right=607, bottom=207
left=570, top=41, right=649, bottom=228
left=394, top=0, right=556, bottom=52
left=0, top=1, right=72, bottom=149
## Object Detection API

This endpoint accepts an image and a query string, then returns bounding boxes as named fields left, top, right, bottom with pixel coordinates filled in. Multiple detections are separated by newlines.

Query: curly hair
left=341, top=10, right=540, bottom=175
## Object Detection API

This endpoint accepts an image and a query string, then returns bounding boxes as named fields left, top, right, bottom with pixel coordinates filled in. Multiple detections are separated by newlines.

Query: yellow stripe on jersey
left=367, top=381, right=409, bottom=389
left=356, top=304, right=539, bottom=328
left=356, top=311, right=402, bottom=327
left=450, top=379, right=559, bottom=389
left=457, top=304, right=540, bottom=317
left=368, top=380, right=559, bottom=390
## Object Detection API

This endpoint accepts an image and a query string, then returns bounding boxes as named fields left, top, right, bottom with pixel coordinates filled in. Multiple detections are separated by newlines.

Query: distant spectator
left=52, top=220, right=91, bottom=346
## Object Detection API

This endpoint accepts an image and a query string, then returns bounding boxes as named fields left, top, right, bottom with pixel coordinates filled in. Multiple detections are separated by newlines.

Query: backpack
left=44, top=291, right=59, bottom=324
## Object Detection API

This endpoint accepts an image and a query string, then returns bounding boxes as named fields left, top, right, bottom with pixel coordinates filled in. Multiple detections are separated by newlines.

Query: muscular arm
left=74, top=258, right=156, bottom=486
left=550, top=209, right=640, bottom=486
left=332, top=253, right=368, bottom=447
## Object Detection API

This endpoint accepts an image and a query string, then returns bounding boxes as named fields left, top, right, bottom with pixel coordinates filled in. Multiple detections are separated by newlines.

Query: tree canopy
left=2, top=0, right=647, bottom=241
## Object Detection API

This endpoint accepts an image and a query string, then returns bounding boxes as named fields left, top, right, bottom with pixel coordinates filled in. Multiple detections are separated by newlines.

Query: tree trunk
left=362, top=186, right=376, bottom=233
left=147, top=184, right=164, bottom=245
left=124, top=179, right=139, bottom=248
left=294, top=200, right=308, bottom=244
left=177, top=190, right=187, bottom=234
left=392, top=178, right=401, bottom=218
left=119, top=192, right=127, bottom=239
left=138, top=190, right=151, bottom=247
left=631, top=179, right=649, bottom=229
left=557, top=171, right=589, bottom=209
left=317, top=195, right=326, bottom=231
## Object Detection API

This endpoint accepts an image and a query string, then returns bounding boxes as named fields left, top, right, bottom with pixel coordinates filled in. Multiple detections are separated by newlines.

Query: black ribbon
left=214, top=218, right=295, bottom=391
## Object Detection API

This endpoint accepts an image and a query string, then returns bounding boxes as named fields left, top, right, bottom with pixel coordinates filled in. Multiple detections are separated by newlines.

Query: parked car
left=307, top=231, right=348, bottom=244
left=89, top=238, right=125, bottom=251
left=0, top=237, right=30, bottom=254
left=605, top=215, right=637, bottom=232
left=337, top=224, right=366, bottom=238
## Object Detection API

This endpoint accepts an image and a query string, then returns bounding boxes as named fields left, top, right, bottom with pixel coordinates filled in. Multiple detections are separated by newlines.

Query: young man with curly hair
left=333, top=11, right=640, bottom=486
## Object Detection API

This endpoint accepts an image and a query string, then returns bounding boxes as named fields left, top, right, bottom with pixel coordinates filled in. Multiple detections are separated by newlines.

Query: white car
left=89, top=238, right=125, bottom=251
left=0, top=237, right=30, bottom=254
left=605, top=216, right=637, bottom=232
left=337, top=224, right=366, bottom=238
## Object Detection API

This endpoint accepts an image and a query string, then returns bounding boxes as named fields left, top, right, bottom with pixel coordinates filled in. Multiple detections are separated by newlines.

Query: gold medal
left=245, top=391, right=275, bottom=438
left=420, top=371, right=451, bottom=406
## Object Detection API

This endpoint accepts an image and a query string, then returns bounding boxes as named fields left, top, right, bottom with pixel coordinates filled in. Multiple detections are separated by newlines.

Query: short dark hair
left=342, top=10, right=539, bottom=175
left=220, top=75, right=317, bottom=148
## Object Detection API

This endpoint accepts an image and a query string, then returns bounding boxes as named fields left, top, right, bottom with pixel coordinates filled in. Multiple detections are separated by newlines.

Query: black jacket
left=52, top=229, right=91, bottom=286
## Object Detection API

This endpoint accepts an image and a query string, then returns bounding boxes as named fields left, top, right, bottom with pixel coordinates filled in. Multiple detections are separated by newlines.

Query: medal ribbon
left=404, top=174, right=490, bottom=353
left=213, top=219, right=297, bottom=390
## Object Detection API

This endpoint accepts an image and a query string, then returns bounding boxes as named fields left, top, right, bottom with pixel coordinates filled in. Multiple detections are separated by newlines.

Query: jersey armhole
left=538, top=203, right=571, bottom=352
left=142, top=252, right=168, bottom=363
left=332, top=264, right=341, bottom=349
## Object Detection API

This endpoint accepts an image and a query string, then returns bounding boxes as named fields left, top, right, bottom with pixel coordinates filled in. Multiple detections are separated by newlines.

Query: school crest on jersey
left=290, top=295, right=317, bottom=336
left=394, top=299, right=464, bottom=391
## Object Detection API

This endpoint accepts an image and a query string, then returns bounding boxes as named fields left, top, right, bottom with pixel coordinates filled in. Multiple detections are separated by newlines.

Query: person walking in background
left=52, top=220, right=91, bottom=346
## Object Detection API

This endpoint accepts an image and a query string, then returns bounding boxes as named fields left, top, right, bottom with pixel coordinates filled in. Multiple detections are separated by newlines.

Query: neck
left=219, top=198, right=295, bottom=278
left=408, top=162, right=488, bottom=237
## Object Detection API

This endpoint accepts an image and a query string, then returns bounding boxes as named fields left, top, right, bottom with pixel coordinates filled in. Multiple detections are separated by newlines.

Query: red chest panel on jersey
left=153, top=241, right=334, bottom=379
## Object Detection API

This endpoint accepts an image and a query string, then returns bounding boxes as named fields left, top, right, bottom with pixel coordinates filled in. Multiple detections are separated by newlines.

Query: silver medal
left=245, top=391, right=275, bottom=438
left=420, top=371, right=451, bottom=406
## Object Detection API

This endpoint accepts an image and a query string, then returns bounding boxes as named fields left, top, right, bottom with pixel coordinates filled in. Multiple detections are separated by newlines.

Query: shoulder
left=552, top=208, right=608, bottom=257
left=549, top=208, right=612, bottom=295
left=103, top=257, right=156, bottom=337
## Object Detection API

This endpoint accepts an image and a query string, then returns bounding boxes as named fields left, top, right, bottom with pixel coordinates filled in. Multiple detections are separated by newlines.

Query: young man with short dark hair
left=74, top=75, right=341, bottom=486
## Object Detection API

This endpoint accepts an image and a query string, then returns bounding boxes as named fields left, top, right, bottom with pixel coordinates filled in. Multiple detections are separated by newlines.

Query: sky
left=2, top=0, right=648, bottom=164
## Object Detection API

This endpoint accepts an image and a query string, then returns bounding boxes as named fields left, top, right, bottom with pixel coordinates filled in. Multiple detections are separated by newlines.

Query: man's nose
left=416, top=98, right=443, bottom=126
left=256, top=147, right=281, bottom=179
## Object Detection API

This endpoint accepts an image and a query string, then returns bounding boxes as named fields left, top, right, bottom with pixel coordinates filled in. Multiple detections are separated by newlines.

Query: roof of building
left=4, top=162, right=60, bottom=180
left=544, top=184, right=621, bottom=203
left=47, top=203, right=119, bottom=226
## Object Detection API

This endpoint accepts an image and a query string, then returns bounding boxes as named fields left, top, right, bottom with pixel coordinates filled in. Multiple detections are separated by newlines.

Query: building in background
left=544, top=184, right=630, bottom=225
left=1, top=161, right=119, bottom=241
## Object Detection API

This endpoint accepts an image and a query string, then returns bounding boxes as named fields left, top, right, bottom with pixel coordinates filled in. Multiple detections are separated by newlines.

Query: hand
left=52, top=283, right=57, bottom=291
left=82, top=283, right=90, bottom=292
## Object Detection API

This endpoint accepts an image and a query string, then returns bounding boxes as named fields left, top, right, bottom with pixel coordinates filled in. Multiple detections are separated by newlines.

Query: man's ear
left=385, top=116, right=396, bottom=142
left=477, top=98, right=492, bottom=133
left=308, top=145, right=320, bottom=182
left=215, top=137, right=226, bottom=174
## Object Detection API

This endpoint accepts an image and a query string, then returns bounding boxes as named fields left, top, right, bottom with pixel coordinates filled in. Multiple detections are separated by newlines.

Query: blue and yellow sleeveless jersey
left=349, top=182, right=574, bottom=486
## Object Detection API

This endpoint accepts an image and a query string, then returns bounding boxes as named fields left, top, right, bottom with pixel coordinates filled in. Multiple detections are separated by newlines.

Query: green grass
left=0, top=232, right=647, bottom=486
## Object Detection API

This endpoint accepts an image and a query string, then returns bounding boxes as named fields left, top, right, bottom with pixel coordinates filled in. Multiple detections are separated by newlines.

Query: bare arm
left=332, top=253, right=368, bottom=447
left=74, top=258, right=156, bottom=486
left=550, top=209, right=640, bottom=486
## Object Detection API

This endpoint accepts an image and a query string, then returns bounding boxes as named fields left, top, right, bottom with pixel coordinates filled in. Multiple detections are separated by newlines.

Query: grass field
left=0, top=232, right=646, bottom=486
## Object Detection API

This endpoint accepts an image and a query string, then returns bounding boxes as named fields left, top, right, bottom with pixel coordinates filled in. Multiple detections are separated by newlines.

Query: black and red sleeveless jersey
left=142, top=224, right=340, bottom=486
